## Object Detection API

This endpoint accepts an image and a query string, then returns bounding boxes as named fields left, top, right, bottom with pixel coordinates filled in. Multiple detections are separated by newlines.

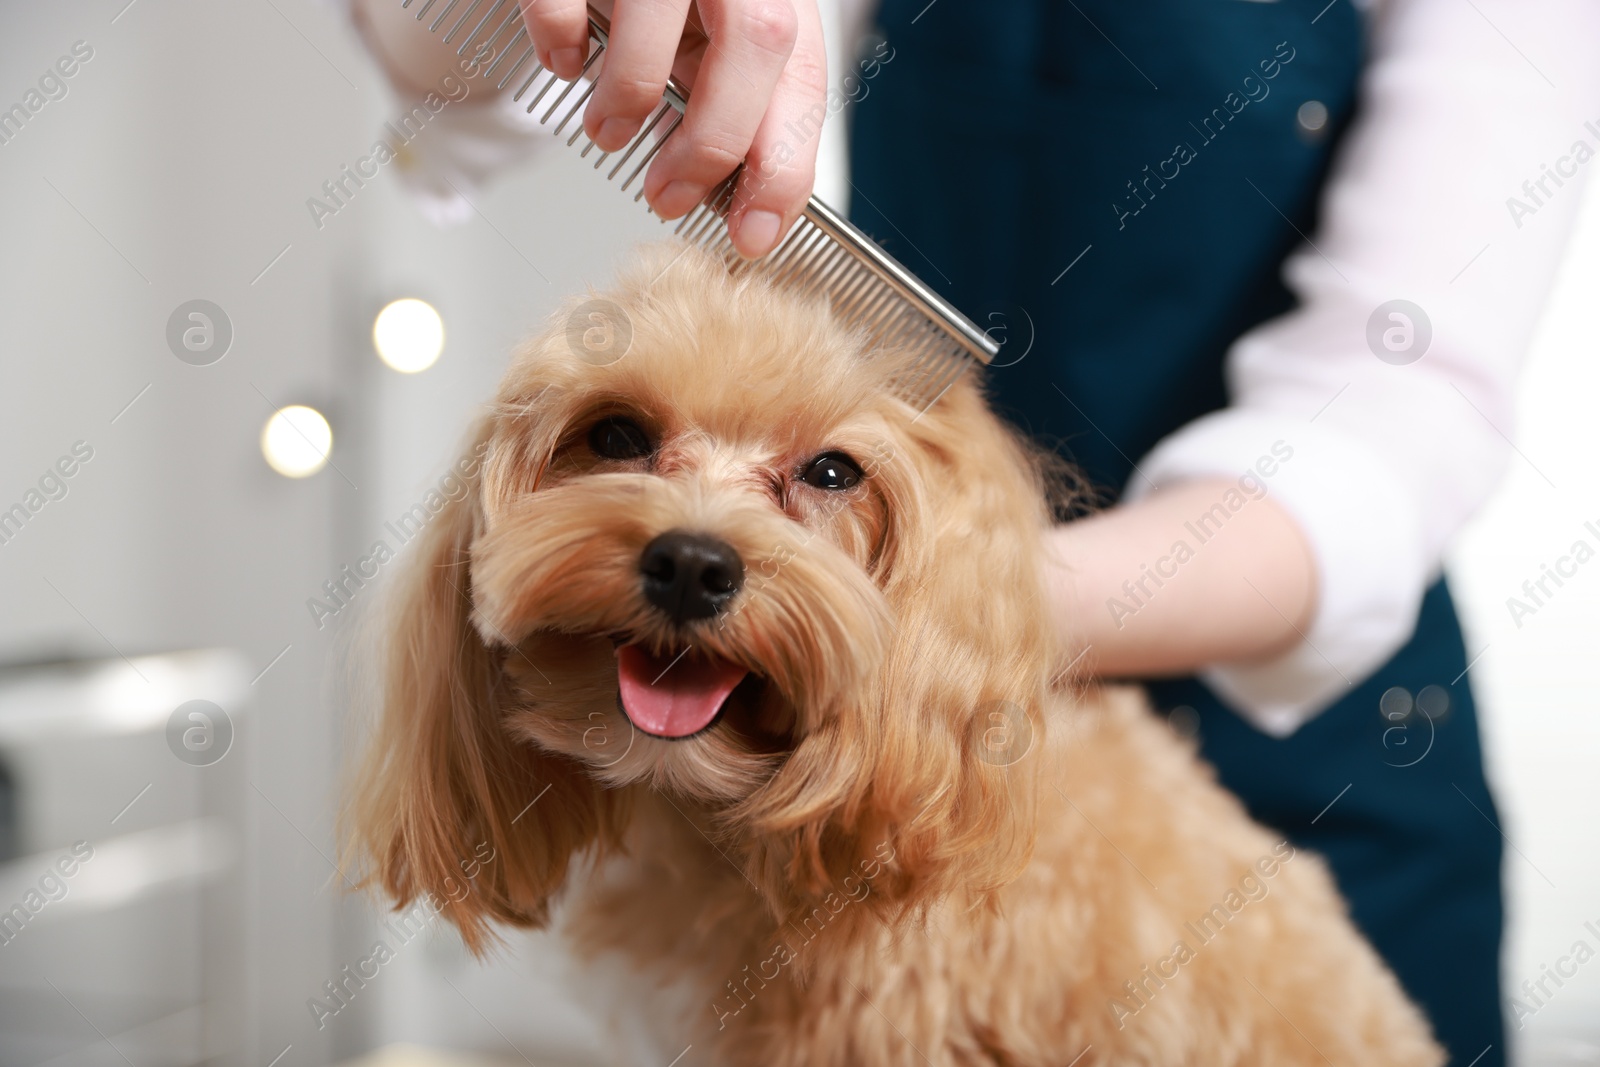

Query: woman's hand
left=523, top=0, right=827, bottom=258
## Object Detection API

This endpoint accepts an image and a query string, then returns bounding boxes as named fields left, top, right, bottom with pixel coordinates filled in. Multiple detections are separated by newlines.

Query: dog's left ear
left=738, top=382, right=1060, bottom=921
left=345, top=419, right=624, bottom=953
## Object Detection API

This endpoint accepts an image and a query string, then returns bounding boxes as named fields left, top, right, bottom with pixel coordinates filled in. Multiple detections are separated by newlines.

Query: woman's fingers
left=519, top=0, right=596, bottom=81
left=583, top=0, right=696, bottom=152
left=724, top=0, right=825, bottom=257
left=549, top=0, right=823, bottom=256
left=640, top=0, right=803, bottom=226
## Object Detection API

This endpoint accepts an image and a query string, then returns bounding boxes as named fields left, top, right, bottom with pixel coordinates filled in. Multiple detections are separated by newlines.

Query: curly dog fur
left=347, top=245, right=1442, bottom=1066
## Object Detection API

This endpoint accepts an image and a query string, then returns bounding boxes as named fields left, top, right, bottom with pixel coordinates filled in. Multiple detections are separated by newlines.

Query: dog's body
left=349, top=246, right=1442, bottom=1066
left=565, top=689, right=1439, bottom=1066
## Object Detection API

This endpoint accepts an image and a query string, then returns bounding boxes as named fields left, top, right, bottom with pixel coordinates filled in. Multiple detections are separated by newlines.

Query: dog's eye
left=588, top=416, right=654, bottom=460
left=800, top=451, right=863, bottom=491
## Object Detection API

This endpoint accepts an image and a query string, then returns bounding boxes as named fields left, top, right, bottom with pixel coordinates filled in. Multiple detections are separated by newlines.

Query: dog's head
left=349, top=246, right=1065, bottom=949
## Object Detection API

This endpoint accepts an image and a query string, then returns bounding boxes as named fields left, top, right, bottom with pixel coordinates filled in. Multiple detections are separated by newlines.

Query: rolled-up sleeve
left=1127, top=0, right=1600, bottom=735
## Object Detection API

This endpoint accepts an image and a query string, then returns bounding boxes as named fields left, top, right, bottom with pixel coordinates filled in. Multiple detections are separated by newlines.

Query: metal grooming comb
left=400, top=0, right=999, bottom=408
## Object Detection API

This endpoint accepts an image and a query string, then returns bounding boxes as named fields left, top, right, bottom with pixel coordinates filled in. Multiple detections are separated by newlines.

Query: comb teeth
left=403, top=2, right=999, bottom=409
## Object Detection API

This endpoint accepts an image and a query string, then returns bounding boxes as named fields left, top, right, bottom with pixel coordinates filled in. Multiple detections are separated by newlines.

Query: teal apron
left=851, top=2, right=1505, bottom=1062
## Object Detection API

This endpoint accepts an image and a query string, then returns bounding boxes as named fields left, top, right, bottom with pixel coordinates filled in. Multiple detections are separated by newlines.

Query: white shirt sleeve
left=1128, top=0, right=1600, bottom=736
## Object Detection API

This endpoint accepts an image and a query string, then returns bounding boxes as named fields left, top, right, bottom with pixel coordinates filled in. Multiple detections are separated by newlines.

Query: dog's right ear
left=346, top=428, right=621, bottom=953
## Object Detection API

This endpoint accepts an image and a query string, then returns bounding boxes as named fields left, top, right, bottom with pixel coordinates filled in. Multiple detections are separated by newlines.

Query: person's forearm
left=1046, top=479, right=1317, bottom=679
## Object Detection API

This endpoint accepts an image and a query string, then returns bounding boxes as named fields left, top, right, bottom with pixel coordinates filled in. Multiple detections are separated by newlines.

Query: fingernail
left=735, top=210, right=782, bottom=259
left=596, top=116, right=642, bottom=151
left=551, top=46, right=586, bottom=80
left=654, top=180, right=708, bottom=219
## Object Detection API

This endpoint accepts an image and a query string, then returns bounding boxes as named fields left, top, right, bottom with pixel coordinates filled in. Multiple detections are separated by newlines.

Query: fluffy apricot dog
left=348, top=244, right=1441, bottom=1066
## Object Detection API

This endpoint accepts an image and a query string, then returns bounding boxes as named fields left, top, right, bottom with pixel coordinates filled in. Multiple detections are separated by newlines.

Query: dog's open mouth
left=615, top=644, right=750, bottom=739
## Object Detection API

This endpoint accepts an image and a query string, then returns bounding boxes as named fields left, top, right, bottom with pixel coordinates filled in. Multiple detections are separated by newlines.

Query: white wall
left=1, top=2, right=376, bottom=1063
left=1451, top=168, right=1600, bottom=1061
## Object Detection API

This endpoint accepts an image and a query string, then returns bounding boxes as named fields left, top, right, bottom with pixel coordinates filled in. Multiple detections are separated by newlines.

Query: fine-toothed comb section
left=400, top=0, right=999, bottom=409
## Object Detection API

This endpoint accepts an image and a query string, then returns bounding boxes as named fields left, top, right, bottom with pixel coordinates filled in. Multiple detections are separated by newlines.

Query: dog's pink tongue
left=616, top=645, right=747, bottom=738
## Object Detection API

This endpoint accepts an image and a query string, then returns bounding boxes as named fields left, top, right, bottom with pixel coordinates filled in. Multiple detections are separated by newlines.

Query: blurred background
left=0, top=2, right=1595, bottom=1066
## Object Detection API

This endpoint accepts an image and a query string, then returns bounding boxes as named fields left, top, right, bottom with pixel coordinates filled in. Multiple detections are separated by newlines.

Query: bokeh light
left=260, top=405, right=333, bottom=478
left=372, top=297, right=444, bottom=373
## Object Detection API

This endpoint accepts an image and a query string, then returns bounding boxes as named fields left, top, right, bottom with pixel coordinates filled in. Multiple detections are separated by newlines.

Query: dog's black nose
left=639, top=530, right=745, bottom=623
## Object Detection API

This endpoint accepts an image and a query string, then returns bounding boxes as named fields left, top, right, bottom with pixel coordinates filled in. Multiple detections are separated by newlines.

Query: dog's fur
left=347, top=245, right=1443, bottom=1066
